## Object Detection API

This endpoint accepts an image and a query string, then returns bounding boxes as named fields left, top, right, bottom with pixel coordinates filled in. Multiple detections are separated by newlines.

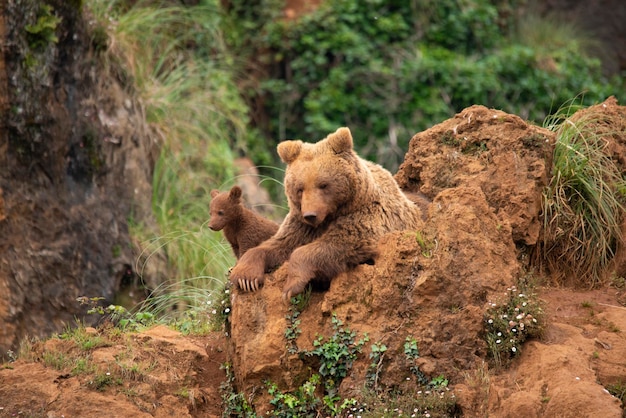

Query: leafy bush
left=224, top=0, right=624, bottom=171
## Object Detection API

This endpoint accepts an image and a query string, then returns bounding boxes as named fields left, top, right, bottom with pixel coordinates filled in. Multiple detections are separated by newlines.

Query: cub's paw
left=229, top=263, right=265, bottom=292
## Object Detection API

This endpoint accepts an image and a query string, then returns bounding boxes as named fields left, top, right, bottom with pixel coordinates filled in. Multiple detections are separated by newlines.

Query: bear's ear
left=229, top=185, right=242, bottom=201
left=277, top=140, right=303, bottom=164
left=210, top=189, right=220, bottom=198
left=327, top=127, right=354, bottom=154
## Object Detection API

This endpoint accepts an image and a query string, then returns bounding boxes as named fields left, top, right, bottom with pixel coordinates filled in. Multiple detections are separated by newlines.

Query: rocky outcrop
left=395, top=105, right=554, bottom=246
left=228, top=105, right=558, bottom=413
left=0, top=1, right=160, bottom=354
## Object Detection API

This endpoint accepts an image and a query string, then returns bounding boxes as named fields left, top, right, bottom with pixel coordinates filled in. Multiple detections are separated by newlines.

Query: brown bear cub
left=208, top=186, right=279, bottom=259
left=229, top=127, right=423, bottom=299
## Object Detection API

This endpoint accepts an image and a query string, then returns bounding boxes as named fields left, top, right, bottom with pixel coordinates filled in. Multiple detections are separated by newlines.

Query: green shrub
left=224, top=0, right=623, bottom=171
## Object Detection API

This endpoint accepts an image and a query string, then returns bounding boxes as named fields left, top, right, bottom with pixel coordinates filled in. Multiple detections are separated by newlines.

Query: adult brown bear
left=229, top=127, right=422, bottom=299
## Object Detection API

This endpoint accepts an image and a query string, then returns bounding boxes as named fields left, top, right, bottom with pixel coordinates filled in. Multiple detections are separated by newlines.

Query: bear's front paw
left=282, top=276, right=308, bottom=301
left=229, top=263, right=265, bottom=292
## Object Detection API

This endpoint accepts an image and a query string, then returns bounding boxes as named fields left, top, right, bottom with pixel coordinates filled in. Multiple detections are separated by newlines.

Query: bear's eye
left=296, top=187, right=303, bottom=196
left=218, top=210, right=224, bottom=216
left=318, top=183, right=328, bottom=190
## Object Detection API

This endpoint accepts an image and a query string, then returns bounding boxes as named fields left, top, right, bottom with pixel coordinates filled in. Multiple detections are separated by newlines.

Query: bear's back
left=364, top=160, right=423, bottom=232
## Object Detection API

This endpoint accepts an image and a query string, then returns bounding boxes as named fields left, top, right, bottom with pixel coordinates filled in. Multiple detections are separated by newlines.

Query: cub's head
left=208, top=185, right=243, bottom=231
left=277, top=127, right=359, bottom=227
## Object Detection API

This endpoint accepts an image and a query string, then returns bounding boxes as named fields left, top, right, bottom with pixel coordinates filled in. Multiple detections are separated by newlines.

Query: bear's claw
left=282, top=279, right=306, bottom=301
left=238, top=278, right=261, bottom=292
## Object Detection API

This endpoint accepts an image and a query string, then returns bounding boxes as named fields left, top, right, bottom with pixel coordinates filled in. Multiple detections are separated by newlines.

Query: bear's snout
left=303, top=212, right=318, bottom=226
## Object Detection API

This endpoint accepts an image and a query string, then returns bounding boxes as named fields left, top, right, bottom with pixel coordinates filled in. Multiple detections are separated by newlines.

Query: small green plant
left=25, top=4, right=62, bottom=49
left=220, top=362, right=256, bottom=417
left=268, top=314, right=366, bottom=416
left=267, top=375, right=320, bottom=417
left=404, top=336, right=429, bottom=385
left=58, top=321, right=107, bottom=351
left=484, top=282, right=544, bottom=368
left=267, top=374, right=358, bottom=418
left=78, top=296, right=155, bottom=331
left=42, top=351, right=72, bottom=371
left=90, top=371, right=122, bottom=392
left=111, top=244, right=122, bottom=258
left=308, top=314, right=368, bottom=391
left=72, top=358, right=95, bottom=376
left=429, top=375, right=449, bottom=390
left=285, top=288, right=310, bottom=354
left=366, top=342, right=388, bottom=391
left=414, top=231, right=435, bottom=257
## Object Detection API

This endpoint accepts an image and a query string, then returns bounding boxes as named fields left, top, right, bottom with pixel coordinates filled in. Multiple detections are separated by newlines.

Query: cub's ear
left=229, top=185, right=242, bottom=201
left=210, top=189, right=220, bottom=198
left=327, top=127, right=353, bottom=154
left=277, top=140, right=303, bottom=164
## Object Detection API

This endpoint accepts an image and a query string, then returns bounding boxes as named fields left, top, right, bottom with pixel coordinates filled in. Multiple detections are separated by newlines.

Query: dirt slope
left=0, top=326, right=228, bottom=418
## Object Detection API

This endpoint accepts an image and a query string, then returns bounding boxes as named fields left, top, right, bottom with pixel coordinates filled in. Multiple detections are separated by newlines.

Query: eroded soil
left=0, top=285, right=624, bottom=417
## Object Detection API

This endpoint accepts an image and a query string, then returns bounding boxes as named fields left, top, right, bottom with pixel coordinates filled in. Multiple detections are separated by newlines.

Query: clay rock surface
left=229, top=184, right=519, bottom=412
left=395, top=104, right=555, bottom=245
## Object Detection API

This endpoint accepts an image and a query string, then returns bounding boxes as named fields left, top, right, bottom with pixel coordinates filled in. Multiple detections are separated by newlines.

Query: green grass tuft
left=87, top=0, right=259, bottom=308
left=541, top=100, right=626, bottom=287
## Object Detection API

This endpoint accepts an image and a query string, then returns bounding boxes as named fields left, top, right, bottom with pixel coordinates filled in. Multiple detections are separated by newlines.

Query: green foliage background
left=223, top=0, right=624, bottom=170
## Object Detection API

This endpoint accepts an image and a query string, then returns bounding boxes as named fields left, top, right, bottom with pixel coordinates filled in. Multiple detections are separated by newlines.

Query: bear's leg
left=283, top=247, right=317, bottom=300
left=283, top=245, right=344, bottom=300
left=282, top=239, right=378, bottom=300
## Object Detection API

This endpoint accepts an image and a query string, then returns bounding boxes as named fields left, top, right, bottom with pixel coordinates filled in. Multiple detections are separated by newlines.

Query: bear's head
left=277, top=127, right=362, bottom=227
left=208, top=185, right=243, bottom=231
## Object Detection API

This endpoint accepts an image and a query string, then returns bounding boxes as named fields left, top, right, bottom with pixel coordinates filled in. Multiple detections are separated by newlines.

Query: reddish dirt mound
left=476, top=286, right=626, bottom=418
left=226, top=101, right=626, bottom=416
left=0, top=326, right=227, bottom=418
